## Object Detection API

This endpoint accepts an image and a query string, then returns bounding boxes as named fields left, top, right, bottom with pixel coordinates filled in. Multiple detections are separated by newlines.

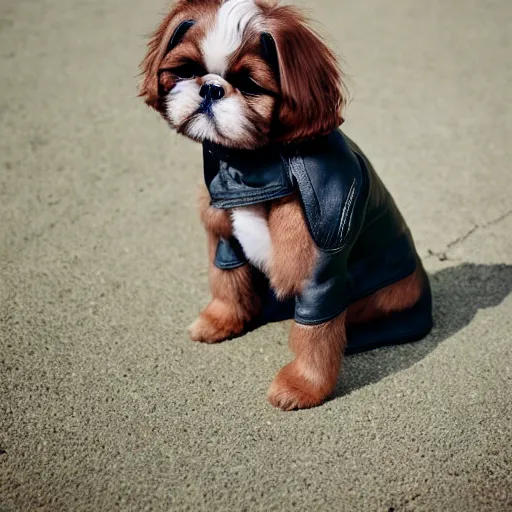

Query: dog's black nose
left=199, top=83, right=225, bottom=101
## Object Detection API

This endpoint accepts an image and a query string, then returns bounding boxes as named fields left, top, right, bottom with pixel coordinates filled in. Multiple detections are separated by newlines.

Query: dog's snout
left=199, top=83, right=225, bottom=101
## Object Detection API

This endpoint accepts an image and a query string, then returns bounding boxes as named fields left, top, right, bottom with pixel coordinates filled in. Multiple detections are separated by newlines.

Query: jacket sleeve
left=294, top=223, right=360, bottom=325
left=290, top=131, right=370, bottom=324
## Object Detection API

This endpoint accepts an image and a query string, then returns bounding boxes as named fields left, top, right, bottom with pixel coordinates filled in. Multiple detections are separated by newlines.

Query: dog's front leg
left=267, top=314, right=347, bottom=410
left=188, top=188, right=260, bottom=343
left=266, top=195, right=347, bottom=410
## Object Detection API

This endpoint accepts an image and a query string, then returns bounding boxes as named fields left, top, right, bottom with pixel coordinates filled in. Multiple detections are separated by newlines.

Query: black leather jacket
left=203, top=130, right=432, bottom=352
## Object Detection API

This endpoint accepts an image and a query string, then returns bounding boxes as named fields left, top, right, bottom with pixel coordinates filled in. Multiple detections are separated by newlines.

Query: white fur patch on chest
left=201, top=0, right=261, bottom=76
left=231, top=205, right=271, bottom=273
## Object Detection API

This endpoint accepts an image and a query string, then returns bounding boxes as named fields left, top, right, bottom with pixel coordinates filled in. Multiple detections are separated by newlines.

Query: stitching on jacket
left=337, top=178, right=357, bottom=245
left=211, top=187, right=294, bottom=208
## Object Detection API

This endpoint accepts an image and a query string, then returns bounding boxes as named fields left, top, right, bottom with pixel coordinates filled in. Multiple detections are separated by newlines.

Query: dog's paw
left=267, top=363, right=327, bottom=411
left=187, top=301, right=244, bottom=343
left=187, top=315, right=230, bottom=344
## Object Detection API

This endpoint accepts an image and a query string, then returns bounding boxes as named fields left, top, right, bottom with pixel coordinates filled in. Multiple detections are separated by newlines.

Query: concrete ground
left=1, top=0, right=511, bottom=510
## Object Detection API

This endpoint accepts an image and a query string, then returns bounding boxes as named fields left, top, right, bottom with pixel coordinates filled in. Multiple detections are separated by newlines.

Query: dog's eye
left=229, top=73, right=268, bottom=96
left=172, top=62, right=205, bottom=79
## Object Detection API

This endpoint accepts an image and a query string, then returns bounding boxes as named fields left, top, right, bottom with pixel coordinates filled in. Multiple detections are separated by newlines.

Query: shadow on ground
left=335, top=263, right=512, bottom=395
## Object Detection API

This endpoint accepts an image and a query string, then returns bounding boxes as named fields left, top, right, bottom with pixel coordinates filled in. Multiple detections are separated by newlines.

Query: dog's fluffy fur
left=140, top=0, right=424, bottom=410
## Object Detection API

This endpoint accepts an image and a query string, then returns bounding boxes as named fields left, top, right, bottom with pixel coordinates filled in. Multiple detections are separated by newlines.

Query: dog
left=139, top=0, right=433, bottom=410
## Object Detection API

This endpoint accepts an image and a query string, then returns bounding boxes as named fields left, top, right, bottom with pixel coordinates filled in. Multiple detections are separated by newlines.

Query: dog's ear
left=264, top=6, right=345, bottom=141
left=139, top=7, right=181, bottom=111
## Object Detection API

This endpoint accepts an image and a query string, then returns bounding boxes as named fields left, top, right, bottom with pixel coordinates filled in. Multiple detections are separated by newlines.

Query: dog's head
left=140, top=0, right=345, bottom=149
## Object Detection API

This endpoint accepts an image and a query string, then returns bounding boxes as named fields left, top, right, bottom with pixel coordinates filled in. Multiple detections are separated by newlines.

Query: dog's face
left=140, top=0, right=344, bottom=148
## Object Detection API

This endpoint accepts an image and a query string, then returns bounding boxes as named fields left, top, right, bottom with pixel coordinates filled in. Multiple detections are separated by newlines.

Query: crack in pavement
left=445, top=224, right=479, bottom=250
left=426, top=209, right=512, bottom=262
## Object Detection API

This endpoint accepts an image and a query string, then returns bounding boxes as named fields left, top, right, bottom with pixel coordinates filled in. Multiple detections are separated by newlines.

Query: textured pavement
left=1, top=0, right=511, bottom=510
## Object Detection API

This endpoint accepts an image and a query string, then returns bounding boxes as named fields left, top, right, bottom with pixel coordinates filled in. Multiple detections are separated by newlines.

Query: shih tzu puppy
left=139, top=0, right=433, bottom=410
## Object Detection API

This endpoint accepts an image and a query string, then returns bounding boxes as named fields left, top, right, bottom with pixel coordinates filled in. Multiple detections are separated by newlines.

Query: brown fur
left=347, top=262, right=425, bottom=326
left=263, top=5, right=346, bottom=141
left=267, top=194, right=317, bottom=298
left=198, top=185, right=232, bottom=239
left=267, top=312, right=347, bottom=410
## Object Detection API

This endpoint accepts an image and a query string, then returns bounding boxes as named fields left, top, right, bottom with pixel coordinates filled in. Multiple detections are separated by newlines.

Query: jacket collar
left=202, top=134, right=337, bottom=209
left=203, top=140, right=296, bottom=209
